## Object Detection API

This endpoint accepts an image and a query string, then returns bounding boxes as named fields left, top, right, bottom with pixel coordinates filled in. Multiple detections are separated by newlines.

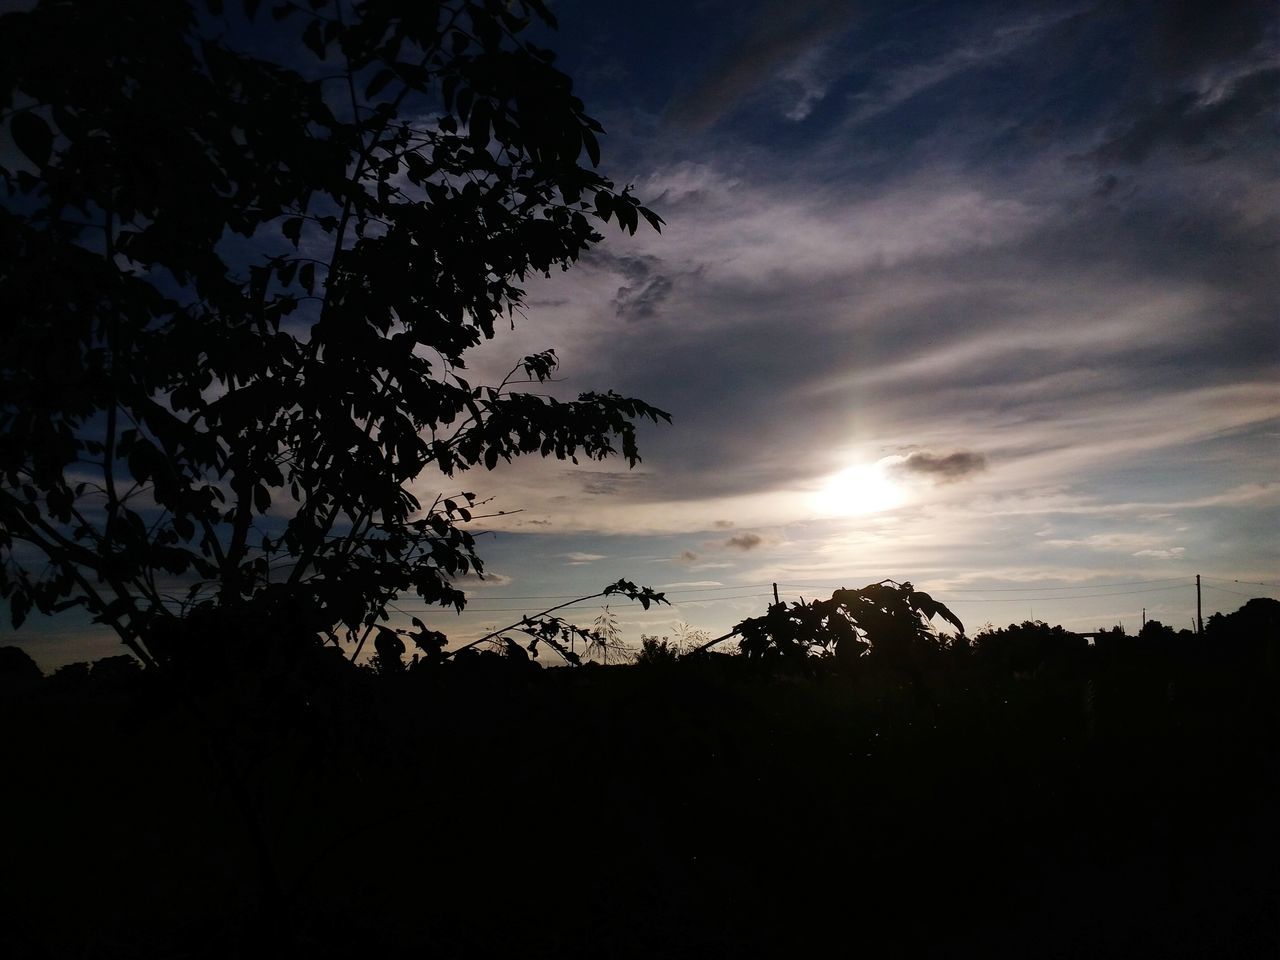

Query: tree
left=734, top=580, right=964, bottom=673
left=0, top=0, right=669, bottom=667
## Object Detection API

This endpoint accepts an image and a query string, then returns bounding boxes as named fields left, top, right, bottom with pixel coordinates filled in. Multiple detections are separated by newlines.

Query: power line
left=937, top=584, right=1191, bottom=603
left=451, top=581, right=776, bottom=602
left=779, top=576, right=1192, bottom=593
left=1201, top=576, right=1279, bottom=589
left=390, top=592, right=774, bottom=614
left=1200, top=583, right=1263, bottom=599
left=669, top=592, right=772, bottom=606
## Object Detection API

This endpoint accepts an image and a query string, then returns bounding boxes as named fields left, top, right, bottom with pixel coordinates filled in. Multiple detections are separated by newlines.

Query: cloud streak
left=665, top=0, right=861, bottom=129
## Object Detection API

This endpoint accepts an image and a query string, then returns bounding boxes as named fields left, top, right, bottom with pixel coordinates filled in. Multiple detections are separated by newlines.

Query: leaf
left=126, top=439, right=159, bottom=483
left=594, top=189, right=613, bottom=223
left=11, top=112, right=53, bottom=169
left=11, top=591, right=30, bottom=629
left=582, top=127, right=600, bottom=167
left=639, top=207, right=665, bottom=232
left=468, top=99, right=490, bottom=152
left=931, top=598, right=965, bottom=635
left=302, top=18, right=325, bottom=57
left=365, top=68, right=395, bottom=99
left=299, top=262, right=316, bottom=293
left=281, top=217, right=303, bottom=247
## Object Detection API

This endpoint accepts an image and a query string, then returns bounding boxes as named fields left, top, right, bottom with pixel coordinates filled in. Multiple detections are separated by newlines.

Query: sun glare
left=813, top=459, right=906, bottom=517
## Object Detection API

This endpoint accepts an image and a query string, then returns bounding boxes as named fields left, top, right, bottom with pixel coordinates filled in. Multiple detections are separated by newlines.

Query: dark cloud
left=895, top=451, right=988, bottom=485
left=577, top=471, right=645, bottom=496
left=594, top=252, right=675, bottom=321
left=678, top=550, right=700, bottom=563
left=725, top=532, right=764, bottom=550
left=1143, top=0, right=1274, bottom=81
left=615, top=274, right=673, bottom=321
left=665, top=0, right=860, bottom=129
left=1086, top=0, right=1277, bottom=167
left=1091, top=67, right=1279, bottom=167
left=713, top=519, right=735, bottom=528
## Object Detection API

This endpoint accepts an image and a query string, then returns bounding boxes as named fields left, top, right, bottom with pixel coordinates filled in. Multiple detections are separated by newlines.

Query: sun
left=813, top=458, right=907, bottom=517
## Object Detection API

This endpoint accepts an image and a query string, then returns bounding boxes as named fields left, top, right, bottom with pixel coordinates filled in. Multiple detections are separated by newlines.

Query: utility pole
left=1196, top=574, right=1203, bottom=636
left=773, top=582, right=780, bottom=605
left=1142, top=607, right=1146, bottom=630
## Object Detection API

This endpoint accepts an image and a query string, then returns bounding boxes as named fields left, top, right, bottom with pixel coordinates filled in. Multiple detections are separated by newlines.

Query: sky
left=9, top=0, right=1280, bottom=669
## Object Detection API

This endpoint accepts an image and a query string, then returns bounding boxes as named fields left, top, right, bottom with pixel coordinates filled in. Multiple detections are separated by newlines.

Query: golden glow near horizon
left=812, top=457, right=907, bottom=517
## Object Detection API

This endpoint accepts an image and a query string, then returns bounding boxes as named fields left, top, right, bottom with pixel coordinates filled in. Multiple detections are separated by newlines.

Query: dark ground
left=2, top=646, right=1276, bottom=958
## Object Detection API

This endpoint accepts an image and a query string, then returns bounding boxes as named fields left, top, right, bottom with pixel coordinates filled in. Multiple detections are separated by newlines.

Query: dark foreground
left=2, top=647, right=1276, bottom=959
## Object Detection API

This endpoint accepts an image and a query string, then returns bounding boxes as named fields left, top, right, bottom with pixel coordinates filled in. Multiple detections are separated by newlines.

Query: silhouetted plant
left=674, top=621, right=710, bottom=655
left=971, top=620, right=1088, bottom=675
left=421, top=579, right=666, bottom=666
left=733, top=580, right=963, bottom=673
left=0, top=0, right=669, bottom=665
left=635, top=635, right=679, bottom=665
left=587, top=604, right=629, bottom=664
left=0, top=644, right=42, bottom=695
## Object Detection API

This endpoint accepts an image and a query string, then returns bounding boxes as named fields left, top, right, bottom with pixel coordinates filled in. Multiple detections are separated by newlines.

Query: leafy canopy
left=734, top=580, right=965, bottom=669
left=0, top=0, right=669, bottom=665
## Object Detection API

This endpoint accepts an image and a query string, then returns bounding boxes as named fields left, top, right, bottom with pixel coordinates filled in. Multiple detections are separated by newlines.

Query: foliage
left=414, top=578, right=667, bottom=667
left=6, top=598, right=1275, bottom=957
left=673, top=621, right=709, bottom=654
left=733, top=579, right=964, bottom=671
left=0, top=0, right=669, bottom=664
left=635, top=634, right=679, bottom=665
left=970, top=620, right=1088, bottom=674
left=1206, top=597, right=1280, bottom=644
left=587, top=603, right=629, bottom=664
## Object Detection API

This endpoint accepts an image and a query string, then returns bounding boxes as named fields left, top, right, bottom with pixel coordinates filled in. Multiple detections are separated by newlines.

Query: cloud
left=564, top=552, right=607, bottom=564
left=455, top=572, right=514, bottom=589
left=665, top=0, right=861, bottom=129
left=414, top=1, right=1277, bottom=627
left=660, top=580, right=725, bottom=589
left=609, top=254, right=675, bottom=321
left=1077, top=0, right=1278, bottom=168
left=846, top=6, right=1087, bottom=127
left=725, top=533, right=764, bottom=551
left=1044, top=533, right=1179, bottom=553
left=894, top=451, right=988, bottom=485
left=1090, top=66, right=1279, bottom=167
left=776, top=44, right=838, bottom=121
left=1133, top=548, right=1187, bottom=560
left=575, top=470, right=647, bottom=496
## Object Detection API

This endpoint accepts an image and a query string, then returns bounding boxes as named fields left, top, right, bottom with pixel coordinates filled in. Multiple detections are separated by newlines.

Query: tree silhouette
left=0, top=0, right=668, bottom=665
left=734, top=580, right=964, bottom=673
